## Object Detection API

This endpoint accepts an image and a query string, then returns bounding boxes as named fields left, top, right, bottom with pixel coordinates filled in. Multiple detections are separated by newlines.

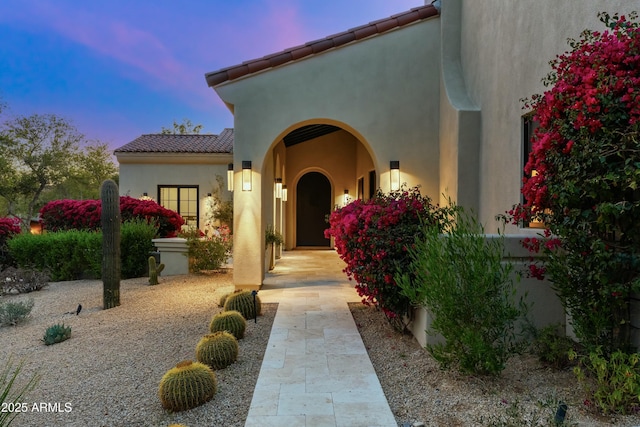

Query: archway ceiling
left=283, top=124, right=341, bottom=147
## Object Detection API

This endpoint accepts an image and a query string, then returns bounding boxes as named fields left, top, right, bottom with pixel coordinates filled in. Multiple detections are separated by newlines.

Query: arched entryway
left=296, top=172, right=331, bottom=246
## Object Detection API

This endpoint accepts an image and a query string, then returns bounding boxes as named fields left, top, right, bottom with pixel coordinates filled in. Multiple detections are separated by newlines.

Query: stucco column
left=232, top=164, right=264, bottom=289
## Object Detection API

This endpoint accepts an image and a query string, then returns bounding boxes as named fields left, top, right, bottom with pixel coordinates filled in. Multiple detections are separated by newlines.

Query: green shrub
left=0, top=299, right=34, bottom=326
left=531, top=324, right=577, bottom=370
left=397, top=206, right=527, bottom=376
left=42, top=323, right=72, bottom=345
left=7, top=220, right=158, bottom=281
left=120, top=219, right=157, bottom=278
left=181, top=228, right=231, bottom=273
left=0, top=357, right=40, bottom=427
left=571, top=347, right=640, bottom=414
left=8, top=230, right=100, bottom=281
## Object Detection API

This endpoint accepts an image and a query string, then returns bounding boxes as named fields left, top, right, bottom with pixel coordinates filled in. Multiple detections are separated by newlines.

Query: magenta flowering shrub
left=503, top=12, right=640, bottom=354
left=40, top=197, right=184, bottom=237
left=325, top=187, right=451, bottom=321
left=0, top=217, right=22, bottom=239
left=0, top=217, right=22, bottom=268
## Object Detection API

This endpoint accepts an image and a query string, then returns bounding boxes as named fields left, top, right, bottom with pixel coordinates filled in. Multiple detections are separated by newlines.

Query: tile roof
left=205, top=4, right=439, bottom=87
left=114, top=128, right=233, bottom=154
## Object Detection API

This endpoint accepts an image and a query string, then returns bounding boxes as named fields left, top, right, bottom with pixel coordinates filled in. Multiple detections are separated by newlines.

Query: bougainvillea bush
left=325, top=186, right=452, bottom=325
left=40, top=196, right=184, bottom=237
left=508, top=12, right=640, bottom=354
left=0, top=217, right=22, bottom=269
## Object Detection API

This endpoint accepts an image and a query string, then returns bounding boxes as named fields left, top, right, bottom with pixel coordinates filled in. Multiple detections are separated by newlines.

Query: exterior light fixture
left=390, top=160, right=400, bottom=191
left=282, top=185, right=288, bottom=202
left=343, top=189, right=350, bottom=205
left=242, top=161, right=252, bottom=191
left=275, top=178, right=283, bottom=199
left=207, top=193, right=212, bottom=197
left=143, top=192, right=148, bottom=197
left=227, top=163, right=234, bottom=192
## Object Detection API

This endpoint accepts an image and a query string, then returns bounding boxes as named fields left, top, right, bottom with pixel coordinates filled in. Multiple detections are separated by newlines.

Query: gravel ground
left=1, top=273, right=275, bottom=427
left=4, top=273, right=640, bottom=427
left=350, top=303, right=640, bottom=427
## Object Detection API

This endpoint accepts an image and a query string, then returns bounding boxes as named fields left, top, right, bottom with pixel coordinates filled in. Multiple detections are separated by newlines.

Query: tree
left=0, top=113, right=117, bottom=225
left=160, top=118, right=204, bottom=134
left=0, top=114, right=82, bottom=225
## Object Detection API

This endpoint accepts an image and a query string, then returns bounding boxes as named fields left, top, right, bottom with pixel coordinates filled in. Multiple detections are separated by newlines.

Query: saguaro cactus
left=101, top=179, right=121, bottom=309
left=148, top=255, right=165, bottom=285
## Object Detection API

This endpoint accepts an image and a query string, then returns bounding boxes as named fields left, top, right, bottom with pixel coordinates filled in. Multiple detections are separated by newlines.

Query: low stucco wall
left=407, top=234, right=565, bottom=347
left=152, top=238, right=189, bottom=276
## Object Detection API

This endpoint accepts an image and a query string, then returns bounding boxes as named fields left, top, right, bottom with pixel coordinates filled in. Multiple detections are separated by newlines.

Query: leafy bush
left=504, top=12, right=640, bottom=355
left=181, top=226, right=231, bottom=273
left=0, top=299, right=34, bottom=326
left=530, top=324, right=577, bottom=370
left=571, top=347, right=640, bottom=414
left=39, top=196, right=184, bottom=237
left=42, top=323, right=72, bottom=345
left=0, top=267, right=50, bottom=295
left=325, top=186, right=452, bottom=323
left=8, top=221, right=158, bottom=280
left=121, top=220, right=157, bottom=278
left=397, top=207, right=527, bottom=375
left=0, top=357, right=40, bottom=427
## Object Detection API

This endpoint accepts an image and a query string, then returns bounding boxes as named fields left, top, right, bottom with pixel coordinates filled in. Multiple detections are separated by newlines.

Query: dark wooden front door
left=296, top=172, right=331, bottom=246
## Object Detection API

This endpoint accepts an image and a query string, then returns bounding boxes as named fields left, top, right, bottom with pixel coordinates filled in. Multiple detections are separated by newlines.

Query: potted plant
left=265, top=226, right=283, bottom=270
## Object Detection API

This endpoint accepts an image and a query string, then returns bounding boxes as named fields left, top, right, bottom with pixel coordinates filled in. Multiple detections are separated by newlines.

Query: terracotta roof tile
left=114, top=129, right=234, bottom=154
left=205, top=4, right=438, bottom=87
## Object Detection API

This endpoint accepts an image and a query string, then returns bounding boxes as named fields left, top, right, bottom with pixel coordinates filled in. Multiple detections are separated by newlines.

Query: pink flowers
left=325, top=186, right=444, bottom=317
left=40, top=197, right=184, bottom=237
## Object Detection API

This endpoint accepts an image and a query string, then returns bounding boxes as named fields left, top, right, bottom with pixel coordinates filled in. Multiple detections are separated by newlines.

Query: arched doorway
left=296, top=172, right=331, bottom=246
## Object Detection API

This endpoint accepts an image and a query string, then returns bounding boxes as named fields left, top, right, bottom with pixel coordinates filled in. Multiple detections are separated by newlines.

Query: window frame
left=157, top=185, right=199, bottom=229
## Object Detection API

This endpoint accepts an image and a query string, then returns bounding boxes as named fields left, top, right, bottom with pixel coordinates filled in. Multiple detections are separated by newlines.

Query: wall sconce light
left=207, top=193, right=212, bottom=197
left=282, top=185, right=288, bottom=202
left=390, top=160, right=400, bottom=191
left=143, top=192, right=148, bottom=197
left=242, top=161, right=252, bottom=191
left=343, top=189, right=350, bottom=205
left=227, top=163, right=234, bottom=192
left=275, top=178, right=283, bottom=199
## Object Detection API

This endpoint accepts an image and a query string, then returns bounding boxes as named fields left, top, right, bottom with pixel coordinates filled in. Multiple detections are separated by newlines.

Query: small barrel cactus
left=158, top=360, right=217, bottom=412
left=148, top=256, right=165, bottom=286
left=209, top=310, right=246, bottom=339
left=223, top=290, right=261, bottom=320
left=195, top=331, right=239, bottom=370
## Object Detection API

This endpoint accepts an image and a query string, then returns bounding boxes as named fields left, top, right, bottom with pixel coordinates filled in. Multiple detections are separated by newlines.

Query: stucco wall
left=216, top=17, right=442, bottom=286
left=117, top=159, right=232, bottom=230
left=453, top=0, right=639, bottom=228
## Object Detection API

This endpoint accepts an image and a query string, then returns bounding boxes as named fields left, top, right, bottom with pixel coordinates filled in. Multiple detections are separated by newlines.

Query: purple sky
left=0, top=0, right=423, bottom=152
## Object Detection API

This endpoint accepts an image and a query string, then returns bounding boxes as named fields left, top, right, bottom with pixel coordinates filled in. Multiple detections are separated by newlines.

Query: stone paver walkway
left=244, top=249, right=397, bottom=427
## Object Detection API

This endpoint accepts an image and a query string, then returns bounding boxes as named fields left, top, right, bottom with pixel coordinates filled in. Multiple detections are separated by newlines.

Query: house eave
left=115, top=152, right=233, bottom=165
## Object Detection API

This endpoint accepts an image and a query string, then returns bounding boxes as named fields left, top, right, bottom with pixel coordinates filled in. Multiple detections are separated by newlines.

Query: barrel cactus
left=158, top=360, right=217, bottom=412
left=209, top=310, right=246, bottom=339
left=195, top=331, right=239, bottom=370
left=223, top=290, right=261, bottom=320
left=101, top=179, right=121, bottom=309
